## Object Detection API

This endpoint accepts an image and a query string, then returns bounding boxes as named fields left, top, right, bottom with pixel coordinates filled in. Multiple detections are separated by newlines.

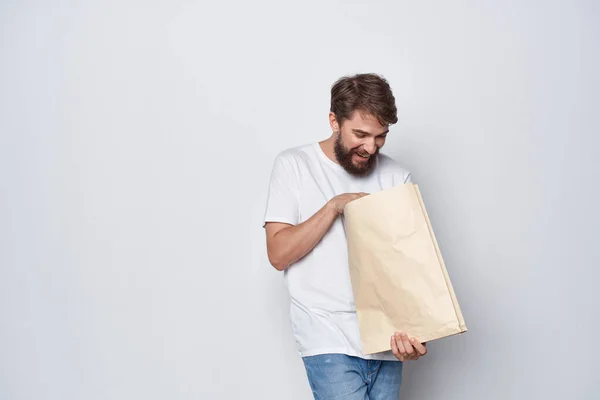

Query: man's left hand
left=390, top=332, right=427, bottom=361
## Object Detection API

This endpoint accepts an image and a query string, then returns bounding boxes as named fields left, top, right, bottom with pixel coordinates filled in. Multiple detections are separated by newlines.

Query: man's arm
left=265, top=192, right=367, bottom=271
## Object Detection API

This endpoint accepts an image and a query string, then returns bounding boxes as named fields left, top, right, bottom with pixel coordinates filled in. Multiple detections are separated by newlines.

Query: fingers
left=392, top=332, right=411, bottom=361
left=391, top=332, right=426, bottom=361
left=338, top=193, right=369, bottom=214
left=411, top=338, right=427, bottom=356
left=350, top=193, right=368, bottom=202
left=400, top=332, right=416, bottom=359
left=333, top=192, right=372, bottom=215
left=390, top=333, right=405, bottom=361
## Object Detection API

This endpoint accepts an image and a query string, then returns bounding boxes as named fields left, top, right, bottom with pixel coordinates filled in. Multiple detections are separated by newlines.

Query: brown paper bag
left=343, top=183, right=467, bottom=355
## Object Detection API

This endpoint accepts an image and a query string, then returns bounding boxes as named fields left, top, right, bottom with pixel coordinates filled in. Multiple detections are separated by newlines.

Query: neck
left=318, top=136, right=339, bottom=165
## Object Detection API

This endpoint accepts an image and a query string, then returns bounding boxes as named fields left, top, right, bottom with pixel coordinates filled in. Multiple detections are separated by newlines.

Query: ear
left=329, top=112, right=340, bottom=133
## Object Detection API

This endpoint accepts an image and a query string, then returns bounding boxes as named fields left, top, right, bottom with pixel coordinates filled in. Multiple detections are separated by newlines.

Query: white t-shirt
left=263, top=142, right=412, bottom=361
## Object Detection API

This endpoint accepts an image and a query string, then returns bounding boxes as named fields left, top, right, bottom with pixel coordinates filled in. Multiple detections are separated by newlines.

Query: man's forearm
left=268, top=202, right=339, bottom=271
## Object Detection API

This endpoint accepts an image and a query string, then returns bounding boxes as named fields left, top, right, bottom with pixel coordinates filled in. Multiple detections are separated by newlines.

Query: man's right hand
left=265, top=192, right=368, bottom=271
left=328, top=192, right=369, bottom=214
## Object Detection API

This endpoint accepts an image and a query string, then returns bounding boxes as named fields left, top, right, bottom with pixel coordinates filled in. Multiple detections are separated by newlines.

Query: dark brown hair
left=330, top=73, right=398, bottom=127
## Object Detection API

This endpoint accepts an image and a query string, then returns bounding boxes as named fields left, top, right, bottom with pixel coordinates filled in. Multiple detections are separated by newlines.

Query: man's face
left=331, top=111, right=389, bottom=176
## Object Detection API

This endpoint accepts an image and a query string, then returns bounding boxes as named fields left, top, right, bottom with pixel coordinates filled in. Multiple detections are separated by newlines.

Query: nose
left=363, top=139, right=377, bottom=155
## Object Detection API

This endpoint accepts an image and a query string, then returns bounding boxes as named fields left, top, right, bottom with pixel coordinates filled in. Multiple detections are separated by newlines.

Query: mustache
left=354, top=148, right=378, bottom=157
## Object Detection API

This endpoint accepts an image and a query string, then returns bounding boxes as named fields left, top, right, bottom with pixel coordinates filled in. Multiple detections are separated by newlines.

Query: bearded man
left=263, top=73, right=427, bottom=400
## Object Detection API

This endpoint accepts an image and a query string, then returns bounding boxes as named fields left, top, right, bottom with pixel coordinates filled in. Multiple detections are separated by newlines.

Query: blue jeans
left=302, top=354, right=403, bottom=400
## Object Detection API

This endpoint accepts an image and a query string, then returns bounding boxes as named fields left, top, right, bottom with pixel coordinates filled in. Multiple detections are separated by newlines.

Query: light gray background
left=1, top=1, right=599, bottom=399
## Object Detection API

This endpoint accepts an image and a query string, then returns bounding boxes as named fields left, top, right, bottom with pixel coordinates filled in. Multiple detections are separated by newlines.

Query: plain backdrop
left=1, top=1, right=599, bottom=399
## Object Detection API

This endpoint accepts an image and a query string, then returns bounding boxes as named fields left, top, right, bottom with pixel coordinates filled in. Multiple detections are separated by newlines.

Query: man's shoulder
left=273, top=143, right=316, bottom=165
left=377, top=153, right=412, bottom=181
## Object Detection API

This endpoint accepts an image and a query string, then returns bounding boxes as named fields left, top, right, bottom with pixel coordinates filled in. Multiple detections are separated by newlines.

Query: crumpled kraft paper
left=343, top=183, right=467, bottom=355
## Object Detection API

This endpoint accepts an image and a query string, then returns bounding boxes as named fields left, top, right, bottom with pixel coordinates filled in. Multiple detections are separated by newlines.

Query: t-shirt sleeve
left=263, top=154, right=300, bottom=227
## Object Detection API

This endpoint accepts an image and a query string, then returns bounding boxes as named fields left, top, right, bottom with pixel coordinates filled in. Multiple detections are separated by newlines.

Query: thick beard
left=334, top=133, right=378, bottom=176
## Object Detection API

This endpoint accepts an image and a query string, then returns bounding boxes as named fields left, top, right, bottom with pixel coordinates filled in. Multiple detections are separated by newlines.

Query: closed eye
left=352, top=129, right=389, bottom=139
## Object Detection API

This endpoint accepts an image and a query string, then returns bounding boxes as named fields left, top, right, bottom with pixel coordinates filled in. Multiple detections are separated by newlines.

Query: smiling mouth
left=355, top=153, right=370, bottom=159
